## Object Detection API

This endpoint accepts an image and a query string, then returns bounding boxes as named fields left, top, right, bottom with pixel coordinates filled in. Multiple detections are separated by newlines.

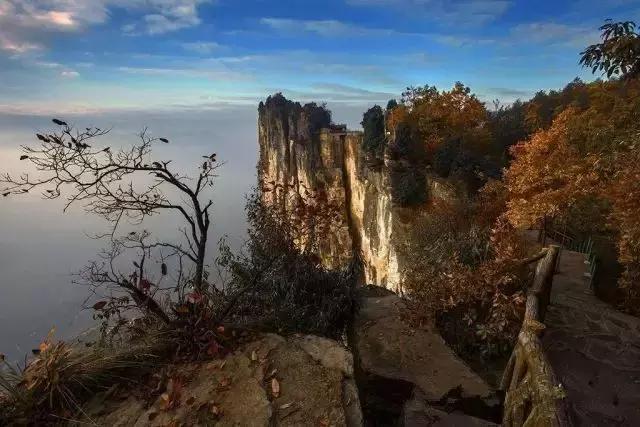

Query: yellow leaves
left=504, top=108, right=602, bottom=228
left=38, top=341, right=51, bottom=354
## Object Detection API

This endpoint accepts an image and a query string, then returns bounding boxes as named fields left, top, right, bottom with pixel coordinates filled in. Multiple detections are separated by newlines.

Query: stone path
left=542, top=249, right=640, bottom=425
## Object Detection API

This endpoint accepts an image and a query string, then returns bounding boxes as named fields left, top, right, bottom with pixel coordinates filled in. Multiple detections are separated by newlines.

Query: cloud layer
left=0, top=0, right=211, bottom=53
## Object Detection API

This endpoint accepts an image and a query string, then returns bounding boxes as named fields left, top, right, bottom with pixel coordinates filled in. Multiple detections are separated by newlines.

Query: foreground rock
left=352, top=287, right=500, bottom=425
left=81, top=334, right=362, bottom=426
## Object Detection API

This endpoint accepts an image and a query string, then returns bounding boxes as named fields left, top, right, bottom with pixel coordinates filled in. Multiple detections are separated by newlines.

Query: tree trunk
left=193, top=238, right=207, bottom=291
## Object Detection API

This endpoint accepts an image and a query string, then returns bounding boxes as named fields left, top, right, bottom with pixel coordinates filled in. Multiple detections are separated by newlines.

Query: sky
left=1, top=0, right=639, bottom=359
left=1, top=0, right=639, bottom=118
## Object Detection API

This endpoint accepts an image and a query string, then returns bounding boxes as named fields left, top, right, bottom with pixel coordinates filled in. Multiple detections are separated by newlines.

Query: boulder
left=352, top=287, right=498, bottom=424
left=81, top=333, right=362, bottom=426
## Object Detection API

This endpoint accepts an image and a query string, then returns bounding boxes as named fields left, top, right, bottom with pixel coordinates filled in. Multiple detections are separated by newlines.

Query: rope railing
left=500, top=245, right=573, bottom=426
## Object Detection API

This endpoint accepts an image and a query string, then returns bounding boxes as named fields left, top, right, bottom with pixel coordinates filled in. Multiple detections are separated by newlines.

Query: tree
left=400, top=82, right=490, bottom=157
left=606, top=136, right=640, bottom=314
left=580, top=20, right=640, bottom=79
left=217, top=189, right=359, bottom=338
left=1, top=120, right=220, bottom=299
left=504, top=109, right=599, bottom=228
left=361, top=105, right=386, bottom=160
left=488, top=99, right=528, bottom=161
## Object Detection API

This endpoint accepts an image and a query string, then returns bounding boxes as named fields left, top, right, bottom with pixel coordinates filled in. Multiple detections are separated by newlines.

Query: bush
left=361, top=105, right=387, bottom=165
left=398, top=195, right=532, bottom=359
left=218, top=190, right=359, bottom=339
left=390, top=164, right=427, bottom=206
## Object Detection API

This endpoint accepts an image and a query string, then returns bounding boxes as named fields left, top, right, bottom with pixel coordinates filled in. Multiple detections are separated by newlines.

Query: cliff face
left=257, top=95, right=353, bottom=268
left=258, top=95, right=454, bottom=291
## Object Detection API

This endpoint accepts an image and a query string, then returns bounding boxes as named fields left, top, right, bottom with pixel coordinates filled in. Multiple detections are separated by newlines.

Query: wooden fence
left=500, top=245, right=573, bottom=426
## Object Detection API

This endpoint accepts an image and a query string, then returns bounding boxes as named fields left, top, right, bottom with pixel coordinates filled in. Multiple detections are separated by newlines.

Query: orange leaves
left=386, top=83, right=491, bottom=167
left=607, top=149, right=640, bottom=313
left=504, top=108, right=601, bottom=228
left=159, top=377, right=184, bottom=411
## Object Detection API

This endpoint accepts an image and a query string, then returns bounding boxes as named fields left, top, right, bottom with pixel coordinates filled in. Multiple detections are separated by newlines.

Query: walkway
left=542, top=249, right=640, bottom=425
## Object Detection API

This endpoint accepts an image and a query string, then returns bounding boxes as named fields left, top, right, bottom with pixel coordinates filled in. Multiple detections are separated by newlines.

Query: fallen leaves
left=271, top=378, right=280, bottom=398
left=159, top=377, right=183, bottom=411
left=216, top=376, right=232, bottom=392
left=92, top=300, right=107, bottom=310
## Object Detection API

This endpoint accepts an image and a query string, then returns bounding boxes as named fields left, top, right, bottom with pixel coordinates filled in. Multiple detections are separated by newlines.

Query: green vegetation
left=218, top=190, right=359, bottom=339
left=361, top=105, right=387, bottom=164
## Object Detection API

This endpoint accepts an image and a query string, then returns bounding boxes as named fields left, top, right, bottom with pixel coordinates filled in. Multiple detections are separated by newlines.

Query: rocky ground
left=80, top=333, right=361, bottom=426
left=353, top=286, right=500, bottom=426
left=71, top=286, right=504, bottom=426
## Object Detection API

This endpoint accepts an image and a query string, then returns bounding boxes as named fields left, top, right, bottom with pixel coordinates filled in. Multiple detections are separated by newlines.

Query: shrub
left=399, top=195, right=532, bottom=359
left=361, top=105, right=387, bottom=165
left=389, top=164, right=427, bottom=206
left=217, top=189, right=359, bottom=339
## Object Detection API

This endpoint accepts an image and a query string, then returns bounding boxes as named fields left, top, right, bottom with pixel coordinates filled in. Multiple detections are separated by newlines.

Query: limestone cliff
left=258, top=95, right=455, bottom=291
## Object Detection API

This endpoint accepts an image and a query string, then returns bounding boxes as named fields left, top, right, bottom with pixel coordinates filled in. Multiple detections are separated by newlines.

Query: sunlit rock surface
left=258, top=95, right=457, bottom=291
left=81, top=334, right=361, bottom=426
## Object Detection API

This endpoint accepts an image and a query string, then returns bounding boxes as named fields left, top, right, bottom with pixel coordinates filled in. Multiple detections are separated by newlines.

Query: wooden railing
left=501, top=245, right=573, bottom=426
left=541, top=222, right=598, bottom=289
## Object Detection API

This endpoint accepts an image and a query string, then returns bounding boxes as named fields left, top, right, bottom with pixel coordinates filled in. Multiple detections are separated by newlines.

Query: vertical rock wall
left=257, top=95, right=353, bottom=268
left=258, top=95, right=453, bottom=292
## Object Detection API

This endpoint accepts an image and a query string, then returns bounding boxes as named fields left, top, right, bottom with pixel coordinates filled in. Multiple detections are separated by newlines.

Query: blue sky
left=1, top=0, right=639, bottom=360
left=1, top=0, right=639, bottom=115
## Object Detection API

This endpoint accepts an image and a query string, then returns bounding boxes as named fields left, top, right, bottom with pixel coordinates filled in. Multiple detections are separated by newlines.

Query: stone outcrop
left=81, top=334, right=362, bottom=426
left=352, top=286, right=501, bottom=425
left=258, top=94, right=457, bottom=291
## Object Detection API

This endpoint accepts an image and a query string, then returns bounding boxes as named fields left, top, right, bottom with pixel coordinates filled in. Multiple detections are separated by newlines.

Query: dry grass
left=0, top=330, right=174, bottom=424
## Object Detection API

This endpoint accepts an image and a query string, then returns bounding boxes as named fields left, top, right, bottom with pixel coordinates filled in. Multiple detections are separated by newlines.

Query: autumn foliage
left=504, top=108, right=600, bottom=228
left=399, top=189, right=532, bottom=358
left=387, top=82, right=490, bottom=160
left=504, top=77, right=640, bottom=314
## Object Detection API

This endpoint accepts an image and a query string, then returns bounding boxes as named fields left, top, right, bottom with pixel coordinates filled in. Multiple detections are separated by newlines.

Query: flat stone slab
left=543, top=250, right=640, bottom=425
left=353, top=292, right=492, bottom=402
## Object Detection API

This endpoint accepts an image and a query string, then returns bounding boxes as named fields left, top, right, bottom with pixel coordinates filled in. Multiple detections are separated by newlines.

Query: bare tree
left=1, top=119, right=220, bottom=295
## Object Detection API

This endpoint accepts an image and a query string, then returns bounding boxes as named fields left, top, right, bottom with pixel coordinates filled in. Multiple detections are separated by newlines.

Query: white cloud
left=0, top=34, right=42, bottom=54
left=60, top=70, right=80, bottom=78
left=117, top=66, right=250, bottom=82
left=509, top=22, right=600, bottom=48
left=261, top=18, right=396, bottom=37
left=0, top=0, right=213, bottom=54
left=122, top=0, right=211, bottom=35
left=346, top=0, right=511, bottom=25
left=181, top=41, right=222, bottom=54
